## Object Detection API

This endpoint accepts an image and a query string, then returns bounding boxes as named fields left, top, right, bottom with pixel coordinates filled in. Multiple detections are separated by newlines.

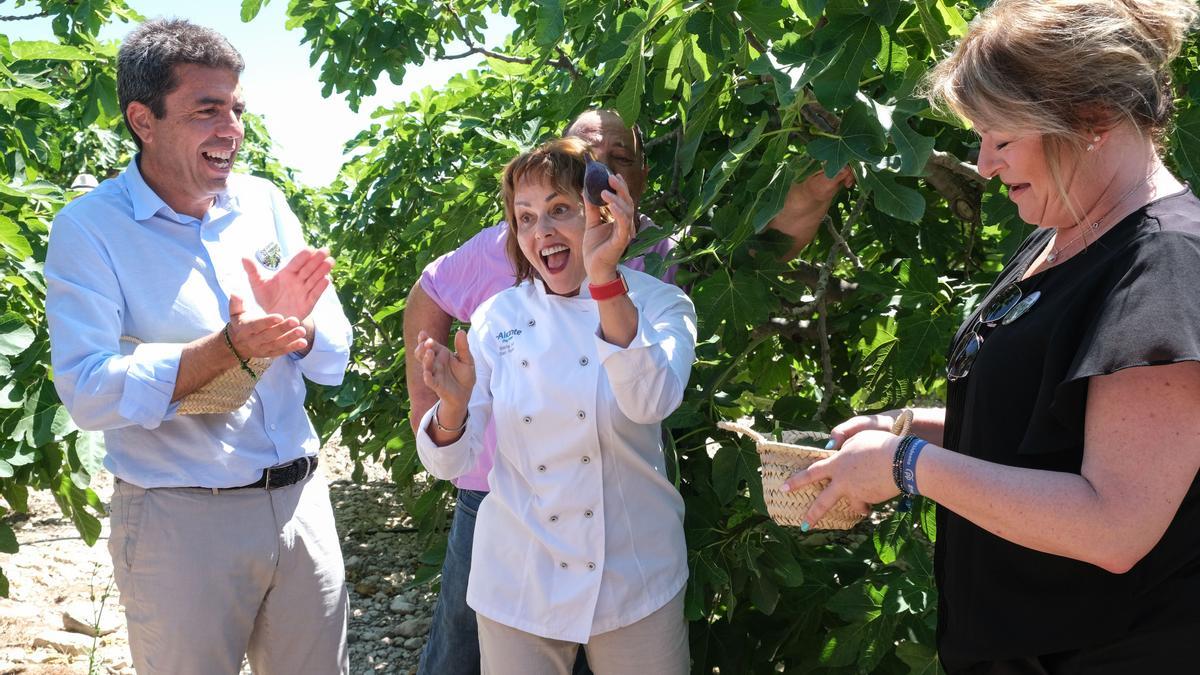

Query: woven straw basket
left=718, top=410, right=912, bottom=531
left=121, top=336, right=272, bottom=415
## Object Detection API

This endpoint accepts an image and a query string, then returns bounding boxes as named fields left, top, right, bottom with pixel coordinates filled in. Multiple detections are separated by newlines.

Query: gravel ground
left=0, top=437, right=441, bottom=674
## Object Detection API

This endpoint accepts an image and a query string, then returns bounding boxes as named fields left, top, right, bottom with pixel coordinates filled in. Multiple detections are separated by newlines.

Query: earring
left=1087, top=134, right=1101, bottom=152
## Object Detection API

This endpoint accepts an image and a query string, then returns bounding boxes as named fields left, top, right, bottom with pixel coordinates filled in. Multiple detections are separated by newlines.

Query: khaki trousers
left=108, top=472, right=349, bottom=675
left=477, top=589, right=689, bottom=675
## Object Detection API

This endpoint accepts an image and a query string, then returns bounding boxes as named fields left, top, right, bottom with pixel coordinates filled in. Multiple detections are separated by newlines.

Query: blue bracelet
left=901, top=438, right=927, bottom=497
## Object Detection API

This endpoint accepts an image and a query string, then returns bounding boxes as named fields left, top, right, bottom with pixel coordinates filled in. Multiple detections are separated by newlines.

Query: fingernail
left=779, top=483, right=791, bottom=494
left=824, top=439, right=836, bottom=450
left=800, top=521, right=810, bottom=533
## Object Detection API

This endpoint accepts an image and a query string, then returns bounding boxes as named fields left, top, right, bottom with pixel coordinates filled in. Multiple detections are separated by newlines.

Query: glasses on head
left=947, top=284, right=1041, bottom=382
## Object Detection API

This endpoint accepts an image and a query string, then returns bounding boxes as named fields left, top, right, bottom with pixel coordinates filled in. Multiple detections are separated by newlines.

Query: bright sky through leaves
left=6, top=0, right=515, bottom=186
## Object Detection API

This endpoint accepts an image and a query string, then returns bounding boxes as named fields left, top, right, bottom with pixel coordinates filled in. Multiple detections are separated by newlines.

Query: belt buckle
left=264, top=465, right=279, bottom=490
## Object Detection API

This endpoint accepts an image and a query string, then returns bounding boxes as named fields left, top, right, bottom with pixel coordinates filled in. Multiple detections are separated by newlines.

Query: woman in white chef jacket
left=414, top=137, right=696, bottom=675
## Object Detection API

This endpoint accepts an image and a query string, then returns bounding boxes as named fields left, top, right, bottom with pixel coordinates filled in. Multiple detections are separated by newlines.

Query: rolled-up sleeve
left=415, top=327, right=493, bottom=480
left=594, top=283, right=697, bottom=424
left=270, top=186, right=352, bottom=385
left=292, top=287, right=352, bottom=385
left=46, top=212, right=181, bottom=430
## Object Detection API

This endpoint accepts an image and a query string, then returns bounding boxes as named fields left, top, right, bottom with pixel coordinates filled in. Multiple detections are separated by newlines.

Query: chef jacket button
left=528, top=319, right=536, bottom=327
left=587, top=562, right=596, bottom=571
left=560, top=561, right=568, bottom=569
left=550, top=514, right=559, bottom=522
left=537, top=464, right=547, bottom=472
left=523, top=416, right=532, bottom=424
left=576, top=410, right=586, bottom=420
left=579, top=356, right=589, bottom=366
left=584, top=509, right=593, bottom=518
left=520, top=359, right=529, bottom=368
left=581, top=456, right=591, bottom=464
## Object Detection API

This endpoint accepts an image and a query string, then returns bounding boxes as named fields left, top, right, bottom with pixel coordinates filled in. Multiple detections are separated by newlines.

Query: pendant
left=1047, top=251, right=1059, bottom=263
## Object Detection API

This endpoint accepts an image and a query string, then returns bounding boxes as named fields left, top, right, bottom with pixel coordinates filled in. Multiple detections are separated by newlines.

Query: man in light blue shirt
left=45, top=19, right=351, bottom=674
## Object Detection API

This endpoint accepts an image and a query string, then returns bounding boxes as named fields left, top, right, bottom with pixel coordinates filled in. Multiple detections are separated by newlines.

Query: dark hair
left=501, top=137, right=589, bottom=284
left=117, top=18, right=245, bottom=149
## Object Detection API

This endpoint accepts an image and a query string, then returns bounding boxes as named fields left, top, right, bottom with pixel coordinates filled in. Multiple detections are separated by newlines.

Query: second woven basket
left=719, top=410, right=913, bottom=531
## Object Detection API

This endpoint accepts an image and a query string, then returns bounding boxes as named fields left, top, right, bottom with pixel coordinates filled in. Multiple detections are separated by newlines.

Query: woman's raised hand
left=582, top=171, right=636, bottom=284
left=416, top=329, right=475, bottom=414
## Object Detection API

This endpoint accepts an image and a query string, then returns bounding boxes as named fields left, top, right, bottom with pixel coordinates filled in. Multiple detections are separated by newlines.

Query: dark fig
left=584, top=159, right=612, bottom=206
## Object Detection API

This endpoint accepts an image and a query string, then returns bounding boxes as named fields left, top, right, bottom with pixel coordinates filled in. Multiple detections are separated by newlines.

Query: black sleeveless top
left=937, top=191, right=1200, bottom=670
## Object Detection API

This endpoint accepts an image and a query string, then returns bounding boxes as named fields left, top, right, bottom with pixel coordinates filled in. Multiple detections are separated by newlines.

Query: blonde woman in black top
left=784, top=1, right=1200, bottom=672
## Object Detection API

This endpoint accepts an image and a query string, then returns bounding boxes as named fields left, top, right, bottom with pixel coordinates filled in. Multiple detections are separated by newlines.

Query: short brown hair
left=500, top=137, right=589, bottom=284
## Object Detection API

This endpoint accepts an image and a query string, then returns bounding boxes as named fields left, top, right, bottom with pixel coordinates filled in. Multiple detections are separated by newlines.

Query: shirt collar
left=122, top=155, right=239, bottom=223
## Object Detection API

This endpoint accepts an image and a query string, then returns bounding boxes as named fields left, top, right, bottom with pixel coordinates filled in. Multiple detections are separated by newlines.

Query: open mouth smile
left=540, top=244, right=570, bottom=274
left=1007, top=182, right=1030, bottom=199
left=201, top=148, right=234, bottom=171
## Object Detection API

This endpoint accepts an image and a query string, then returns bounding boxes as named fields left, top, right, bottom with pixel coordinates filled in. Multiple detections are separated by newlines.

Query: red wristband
left=588, top=273, right=628, bottom=301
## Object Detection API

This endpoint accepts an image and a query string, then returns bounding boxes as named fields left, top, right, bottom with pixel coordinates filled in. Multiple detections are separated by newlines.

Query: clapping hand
left=416, top=329, right=475, bottom=418
left=225, top=293, right=309, bottom=359
left=241, top=246, right=333, bottom=321
left=582, top=172, right=636, bottom=284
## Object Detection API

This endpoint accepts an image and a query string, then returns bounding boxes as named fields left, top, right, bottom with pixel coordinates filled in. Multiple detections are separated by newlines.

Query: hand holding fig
left=582, top=167, right=636, bottom=284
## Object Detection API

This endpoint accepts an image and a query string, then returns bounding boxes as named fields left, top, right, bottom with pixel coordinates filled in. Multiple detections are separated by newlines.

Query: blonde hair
left=926, top=0, right=1196, bottom=140
left=923, top=0, right=1197, bottom=221
left=500, top=137, right=589, bottom=284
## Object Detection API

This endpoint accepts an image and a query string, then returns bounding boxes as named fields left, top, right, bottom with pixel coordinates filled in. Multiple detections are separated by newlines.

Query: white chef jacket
left=416, top=265, right=697, bottom=643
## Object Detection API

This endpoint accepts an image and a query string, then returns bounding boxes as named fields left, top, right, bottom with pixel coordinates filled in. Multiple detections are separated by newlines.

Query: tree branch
left=440, top=3, right=578, bottom=80
left=928, top=150, right=986, bottom=185
left=784, top=262, right=857, bottom=302
left=0, top=9, right=50, bottom=20
left=814, top=296, right=836, bottom=421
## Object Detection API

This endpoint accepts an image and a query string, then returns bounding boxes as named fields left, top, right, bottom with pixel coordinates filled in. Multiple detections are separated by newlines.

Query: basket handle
left=890, top=409, right=914, bottom=436
left=717, top=420, right=770, bottom=444
left=721, top=409, right=913, bottom=446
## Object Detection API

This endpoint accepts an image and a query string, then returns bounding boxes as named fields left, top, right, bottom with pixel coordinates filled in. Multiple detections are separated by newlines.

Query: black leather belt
left=214, top=456, right=318, bottom=493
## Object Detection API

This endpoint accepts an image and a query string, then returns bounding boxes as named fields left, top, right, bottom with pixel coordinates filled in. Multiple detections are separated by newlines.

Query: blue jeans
left=417, top=488, right=591, bottom=675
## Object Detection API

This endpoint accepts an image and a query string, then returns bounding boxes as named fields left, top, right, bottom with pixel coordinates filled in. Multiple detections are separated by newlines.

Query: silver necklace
left=1046, top=173, right=1153, bottom=264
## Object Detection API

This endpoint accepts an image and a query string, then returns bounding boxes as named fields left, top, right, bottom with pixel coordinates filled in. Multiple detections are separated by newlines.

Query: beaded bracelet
left=892, top=435, right=927, bottom=512
left=222, top=323, right=259, bottom=380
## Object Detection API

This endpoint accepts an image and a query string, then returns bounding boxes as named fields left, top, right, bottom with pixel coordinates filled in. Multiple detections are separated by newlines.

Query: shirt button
left=549, top=515, right=559, bottom=522
left=587, top=562, right=596, bottom=571
left=579, top=356, right=589, bottom=366
left=537, top=464, right=546, bottom=472
left=560, top=561, right=568, bottom=569
left=269, top=424, right=277, bottom=430
left=581, top=456, right=591, bottom=464
left=584, top=509, right=593, bottom=518
left=528, top=319, right=536, bottom=327
left=523, top=416, right=532, bottom=424
left=576, top=410, right=586, bottom=420
left=520, top=359, right=529, bottom=368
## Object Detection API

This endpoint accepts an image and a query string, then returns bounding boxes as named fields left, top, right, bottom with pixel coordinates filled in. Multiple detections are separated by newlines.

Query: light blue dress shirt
left=45, top=158, right=352, bottom=488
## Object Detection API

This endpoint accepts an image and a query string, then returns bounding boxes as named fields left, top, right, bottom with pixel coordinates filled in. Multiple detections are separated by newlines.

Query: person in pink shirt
left=404, top=109, right=852, bottom=675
